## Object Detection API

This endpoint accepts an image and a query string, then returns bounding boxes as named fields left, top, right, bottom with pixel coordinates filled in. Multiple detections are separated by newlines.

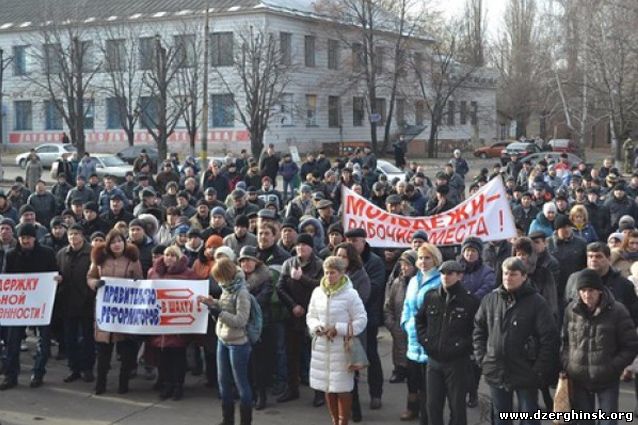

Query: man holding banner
left=1, top=223, right=59, bottom=390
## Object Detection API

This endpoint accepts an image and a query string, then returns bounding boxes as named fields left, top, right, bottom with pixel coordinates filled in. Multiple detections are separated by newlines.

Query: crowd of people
left=1, top=143, right=638, bottom=425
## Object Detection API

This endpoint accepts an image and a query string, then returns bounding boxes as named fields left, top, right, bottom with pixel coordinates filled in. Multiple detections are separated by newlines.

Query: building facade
left=0, top=0, right=497, bottom=156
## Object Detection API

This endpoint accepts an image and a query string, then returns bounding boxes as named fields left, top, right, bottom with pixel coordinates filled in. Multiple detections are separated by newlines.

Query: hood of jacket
left=153, top=254, right=190, bottom=276
left=298, top=216, right=326, bottom=251
left=245, top=263, right=271, bottom=292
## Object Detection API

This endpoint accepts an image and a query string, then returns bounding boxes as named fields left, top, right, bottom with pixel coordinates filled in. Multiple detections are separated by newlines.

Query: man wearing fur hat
left=561, top=269, right=638, bottom=421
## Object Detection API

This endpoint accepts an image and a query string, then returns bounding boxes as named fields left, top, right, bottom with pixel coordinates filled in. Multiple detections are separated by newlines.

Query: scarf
left=621, top=251, right=638, bottom=262
left=221, top=276, right=244, bottom=294
left=321, top=275, right=349, bottom=297
left=459, top=256, right=483, bottom=274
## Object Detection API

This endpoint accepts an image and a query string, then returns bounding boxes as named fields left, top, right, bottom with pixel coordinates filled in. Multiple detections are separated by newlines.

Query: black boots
left=255, top=388, right=267, bottom=410
left=239, top=404, right=252, bottom=425
left=118, top=372, right=129, bottom=394
left=219, top=403, right=235, bottom=425
left=95, top=370, right=107, bottom=395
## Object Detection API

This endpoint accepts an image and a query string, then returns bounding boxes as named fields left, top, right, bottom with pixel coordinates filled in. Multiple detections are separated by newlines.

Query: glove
left=95, top=279, right=106, bottom=289
left=208, top=305, right=221, bottom=319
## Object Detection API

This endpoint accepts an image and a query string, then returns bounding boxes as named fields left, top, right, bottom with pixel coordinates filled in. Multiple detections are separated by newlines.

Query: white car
left=51, top=153, right=134, bottom=181
left=17, top=143, right=76, bottom=168
left=376, top=159, right=407, bottom=182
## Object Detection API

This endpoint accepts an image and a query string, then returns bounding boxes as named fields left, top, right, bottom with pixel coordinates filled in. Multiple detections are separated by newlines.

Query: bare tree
left=24, top=24, right=100, bottom=156
left=459, top=0, right=486, bottom=67
left=174, top=25, right=203, bottom=157
left=141, top=34, right=190, bottom=161
left=213, top=26, right=293, bottom=159
left=413, top=20, right=480, bottom=157
left=97, top=27, right=146, bottom=147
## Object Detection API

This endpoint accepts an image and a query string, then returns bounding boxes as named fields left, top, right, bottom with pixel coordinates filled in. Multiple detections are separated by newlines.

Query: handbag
left=553, top=375, right=571, bottom=424
left=344, top=321, right=369, bottom=372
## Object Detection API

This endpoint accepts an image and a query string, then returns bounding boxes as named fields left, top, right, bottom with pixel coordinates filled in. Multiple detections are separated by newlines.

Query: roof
left=0, top=0, right=317, bottom=32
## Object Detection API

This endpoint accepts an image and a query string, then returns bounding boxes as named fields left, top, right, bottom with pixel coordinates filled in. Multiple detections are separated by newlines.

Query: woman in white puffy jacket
left=307, top=256, right=368, bottom=425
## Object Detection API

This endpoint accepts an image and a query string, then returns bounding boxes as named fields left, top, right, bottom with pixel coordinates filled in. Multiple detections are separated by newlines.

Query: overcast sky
left=435, top=0, right=508, bottom=37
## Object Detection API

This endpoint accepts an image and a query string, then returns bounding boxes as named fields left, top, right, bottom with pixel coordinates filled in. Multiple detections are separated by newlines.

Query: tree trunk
left=126, top=126, right=135, bottom=147
left=427, top=123, right=438, bottom=158
left=250, top=132, right=263, bottom=160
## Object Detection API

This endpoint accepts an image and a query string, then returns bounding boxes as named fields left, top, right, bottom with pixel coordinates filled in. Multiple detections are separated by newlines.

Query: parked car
left=548, top=138, right=578, bottom=153
left=115, top=145, right=159, bottom=165
left=17, top=144, right=76, bottom=168
left=473, top=141, right=511, bottom=159
left=377, top=159, right=407, bottom=182
left=500, top=142, right=542, bottom=164
left=51, top=153, right=133, bottom=181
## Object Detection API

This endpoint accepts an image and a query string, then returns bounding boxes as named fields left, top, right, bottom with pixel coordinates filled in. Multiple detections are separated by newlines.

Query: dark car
left=500, top=142, right=542, bottom=165
left=116, top=145, right=159, bottom=165
left=523, top=152, right=585, bottom=168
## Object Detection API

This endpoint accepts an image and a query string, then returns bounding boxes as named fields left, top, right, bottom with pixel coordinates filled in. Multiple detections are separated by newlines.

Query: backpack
left=234, top=289, right=263, bottom=345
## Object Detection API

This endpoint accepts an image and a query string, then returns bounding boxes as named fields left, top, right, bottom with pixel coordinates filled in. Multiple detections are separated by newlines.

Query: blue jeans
left=217, top=340, right=252, bottom=406
left=63, top=318, right=95, bottom=373
left=490, top=386, right=539, bottom=425
left=571, top=381, right=620, bottom=425
left=282, top=179, right=294, bottom=201
left=5, top=326, right=51, bottom=380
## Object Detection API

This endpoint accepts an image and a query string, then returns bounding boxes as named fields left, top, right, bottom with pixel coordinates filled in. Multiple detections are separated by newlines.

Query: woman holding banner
left=147, top=245, right=198, bottom=401
left=87, top=229, right=143, bottom=395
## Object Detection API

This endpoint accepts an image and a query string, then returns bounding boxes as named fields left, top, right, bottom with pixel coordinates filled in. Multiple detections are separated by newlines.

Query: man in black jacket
left=276, top=234, right=323, bottom=404
left=416, top=260, right=479, bottom=425
left=346, top=227, right=386, bottom=411
left=561, top=270, right=638, bottom=422
left=1, top=224, right=60, bottom=390
left=473, top=257, right=559, bottom=425
left=56, top=224, right=94, bottom=384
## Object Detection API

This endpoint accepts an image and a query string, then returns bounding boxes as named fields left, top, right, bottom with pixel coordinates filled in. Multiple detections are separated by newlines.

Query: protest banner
left=95, top=278, right=209, bottom=335
left=0, top=272, right=58, bottom=326
left=342, top=177, right=516, bottom=247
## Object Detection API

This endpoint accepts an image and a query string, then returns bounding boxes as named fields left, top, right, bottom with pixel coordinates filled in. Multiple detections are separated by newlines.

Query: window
left=304, top=35, right=315, bottom=67
left=471, top=101, right=478, bottom=125
left=211, top=94, right=234, bottom=127
left=106, top=97, right=125, bottom=129
left=43, top=43, right=62, bottom=74
left=328, top=96, right=341, bottom=128
left=280, top=93, right=294, bottom=126
left=139, top=96, right=159, bottom=129
left=460, top=101, right=467, bottom=125
left=415, top=100, right=425, bottom=126
left=81, top=40, right=96, bottom=72
left=352, top=43, right=363, bottom=73
left=14, top=101, right=32, bottom=130
left=352, top=97, right=364, bottom=127
left=328, top=39, right=339, bottom=70
left=414, top=51, right=424, bottom=76
left=447, top=101, right=455, bottom=125
left=83, top=99, right=95, bottom=129
left=174, top=34, right=196, bottom=68
left=13, top=45, right=28, bottom=75
left=45, top=100, right=63, bottom=130
left=374, top=98, right=386, bottom=125
left=210, top=32, right=233, bottom=67
left=280, top=32, right=292, bottom=66
left=373, top=46, right=384, bottom=74
left=139, top=37, right=155, bottom=70
left=305, top=94, right=317, bottom=126
left=105, top=39, right=126, bottom=71
left=395, top=98, right=405, bottom=127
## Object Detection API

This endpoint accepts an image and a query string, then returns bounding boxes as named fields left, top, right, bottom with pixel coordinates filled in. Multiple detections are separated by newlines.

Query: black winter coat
left=547, top=233, right=587, bottom=300
left=362, top=245, right=386, bottom=327
left=473, top=281, right=559, bottom=390
left=561, top=289, right=638, bottom=391
left=416, top=283, right=479, bottom=362
left=276, top=254, right=323, bottom=330
left=56, top=242, right=93, bottom=318
left=6, top=242, right=57, bottom=273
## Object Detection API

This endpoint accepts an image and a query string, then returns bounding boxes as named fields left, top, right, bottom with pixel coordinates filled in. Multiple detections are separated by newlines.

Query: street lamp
left=200, top=0, right=210, bottom=170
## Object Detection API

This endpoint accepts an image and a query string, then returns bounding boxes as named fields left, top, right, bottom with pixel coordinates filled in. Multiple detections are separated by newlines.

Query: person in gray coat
left=25, top=153, right=42, bottom=191
left=561, top=269, right=638, bottom=425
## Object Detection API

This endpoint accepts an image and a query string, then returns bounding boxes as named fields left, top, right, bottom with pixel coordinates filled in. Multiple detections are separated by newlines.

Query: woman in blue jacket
left=528, top=202, right=557, bottom=238
left=400, top=243, right=442, bottom=423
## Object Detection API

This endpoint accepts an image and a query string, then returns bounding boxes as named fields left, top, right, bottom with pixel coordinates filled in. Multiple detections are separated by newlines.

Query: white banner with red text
left=342, top=177, right=517, bottom=247
left=0, top=272, right=58, bottom=326
left=95, top=278, right=209, bottom=335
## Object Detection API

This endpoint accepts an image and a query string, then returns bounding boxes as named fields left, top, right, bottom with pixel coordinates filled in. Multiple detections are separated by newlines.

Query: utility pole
left=200, top=2, right=210, bottom=171
left=0, top=48, right=7, bottom=181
